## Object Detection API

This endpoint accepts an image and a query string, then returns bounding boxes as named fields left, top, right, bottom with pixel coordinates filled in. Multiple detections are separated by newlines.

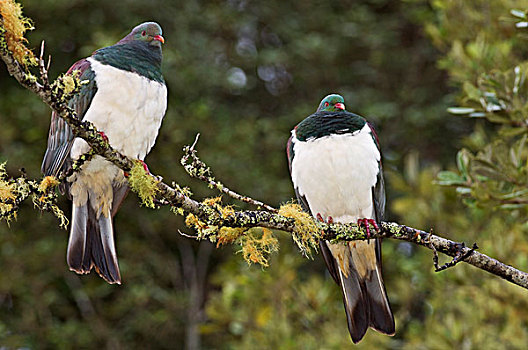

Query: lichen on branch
left=238, top=228, right=279, bottom=267
left=278, top=203, right=320, bottom=258
left=0, top=0, right=36, bottom=66
left=128, top=161, right=160, bottom=209
left=0, top=163, right=67, bottom=227
left=51, top=70, right=85, bottom=102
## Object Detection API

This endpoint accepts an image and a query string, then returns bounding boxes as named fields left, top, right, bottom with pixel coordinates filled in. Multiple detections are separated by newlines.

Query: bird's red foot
left=316, top=214, right=334, bottom=224
left=357, top=218, right=379, bottom=239
left=138, top=160, right=150, bottom=173
left=98, top=131, right=109, bottom=143
left=124, top=161, right=150, bottom=178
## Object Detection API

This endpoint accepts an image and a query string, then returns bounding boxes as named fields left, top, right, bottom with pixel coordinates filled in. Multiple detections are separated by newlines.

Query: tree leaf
left=436, top=171, right=467, bottom=185
left=456, top=149, right=471, bottom=177
left=447, top=107, right=476, bottom=115
left=511, top=9, right=527, bottom=19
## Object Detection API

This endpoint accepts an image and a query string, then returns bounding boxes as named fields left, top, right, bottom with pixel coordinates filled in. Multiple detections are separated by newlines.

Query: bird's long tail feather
left=67, top=202, right=121, bottom=284
left=339, top=268, right=370, bottom=343
left=321, top=240, right=394, bottom=343
left=344, top=240, right=394, bottom=342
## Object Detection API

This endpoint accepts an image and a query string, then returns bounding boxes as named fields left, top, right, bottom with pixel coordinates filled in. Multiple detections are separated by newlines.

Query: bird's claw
left=357, top=218, right=379, bottom=239
left=316, top=213, right=334, bottom=224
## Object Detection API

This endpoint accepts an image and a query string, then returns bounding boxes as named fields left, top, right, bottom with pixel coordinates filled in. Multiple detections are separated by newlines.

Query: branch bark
left=1, top=24, right=528, bottom=291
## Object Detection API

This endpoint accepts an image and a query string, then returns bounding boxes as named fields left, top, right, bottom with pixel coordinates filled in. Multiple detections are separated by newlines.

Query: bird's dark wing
left=368, top=122, right=385, bottom=224
left=366, top=123, right=394, bottom=336
left=367, top=121, right=386, bottom=265
left=41, top=59, right=98, bottom=177
left=372, top=164, right=385, bottom=222
left=286, top=134, right=295, bottom=174
left=286, top=134, right=312, bottom=213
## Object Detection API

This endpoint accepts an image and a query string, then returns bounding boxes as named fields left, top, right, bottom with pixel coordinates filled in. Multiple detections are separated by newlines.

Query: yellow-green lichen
left=38, top=176, right=59, bottom=193
left=238, top=228, right=279, bottom=267
left=174, top=183, right=193, bottom=198
left=128, top=161, right=159, bottom=209
left=0, top=163, right=68, bottom=227
left=0, top=163, right=17, bottom=221
left=182, top=196, right=279, bottom=266
left=33, top=190, right=69, bottom=229
left=185, top=212, right=218, bottom=239
left=216, top=227, right=246, bottom=247
left=279, top=203, right=320, bottom=258
left=183, top=196, right=233, bottom=240
left=32, top=176, right=68, bottom=229
left=203, top=196, right=235, bottom=219
left=0, top=0, right=36, bottom=66
left=60, top=75, right=78, bottom=95
left=170, top=206, right=185, bottom=216
left=51, top=72, right=82, bottom=101
left=49, top=202, right=68, bottom=229
left=168, top=184, right=192, bottom=215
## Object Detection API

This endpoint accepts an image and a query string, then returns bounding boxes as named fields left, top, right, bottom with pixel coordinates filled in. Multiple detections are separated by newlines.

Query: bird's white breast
left=291, top=124, right=380, bottom=223
left=71, top=57, right=167, bottom=161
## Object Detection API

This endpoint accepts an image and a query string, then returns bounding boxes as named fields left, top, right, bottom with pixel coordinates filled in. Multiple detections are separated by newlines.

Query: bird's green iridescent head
left=317, top=94, right=346, bottom=112
left=119, top=22, right=165, bottom=47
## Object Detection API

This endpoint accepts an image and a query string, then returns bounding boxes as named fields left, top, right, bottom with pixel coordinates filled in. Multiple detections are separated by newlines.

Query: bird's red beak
left=153, top=35, right=165, bottom=44
left=335, top=102, right=345, bottom=110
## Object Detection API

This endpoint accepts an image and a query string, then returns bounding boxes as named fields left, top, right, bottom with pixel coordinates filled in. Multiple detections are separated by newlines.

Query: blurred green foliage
left=1, top=0, right=527, bottom=349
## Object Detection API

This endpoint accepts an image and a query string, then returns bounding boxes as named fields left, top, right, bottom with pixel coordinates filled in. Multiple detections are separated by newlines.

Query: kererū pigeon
left=286, top=94, right=395, bottom=343
left=41, top=22, right=167, bottom=284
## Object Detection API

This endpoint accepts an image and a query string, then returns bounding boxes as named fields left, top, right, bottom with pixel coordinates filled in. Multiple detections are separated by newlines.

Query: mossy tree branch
left=1, top=11, right=528, bottom=290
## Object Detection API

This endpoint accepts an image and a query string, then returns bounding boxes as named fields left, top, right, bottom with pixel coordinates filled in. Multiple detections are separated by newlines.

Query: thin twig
left=181, top=134, right=279, bottom=213
left=39, top=41, right=50, bottom=89
left=434, top=242, right=478, bottom=272
left=178, top=229, right=199, bottom=239
left=427, top=229, right=441, bottom=270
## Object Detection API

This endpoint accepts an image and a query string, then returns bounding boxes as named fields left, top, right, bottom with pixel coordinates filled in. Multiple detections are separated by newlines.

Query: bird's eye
left=324, top=102, right=329, bottom=107
left=141, top=31, right=147, bottom=36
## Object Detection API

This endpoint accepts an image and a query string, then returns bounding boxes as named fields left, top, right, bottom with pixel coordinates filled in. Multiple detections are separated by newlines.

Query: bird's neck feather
left=295, top=111, right=367, bottom=141
left=92, top=41, right=164, bottom=83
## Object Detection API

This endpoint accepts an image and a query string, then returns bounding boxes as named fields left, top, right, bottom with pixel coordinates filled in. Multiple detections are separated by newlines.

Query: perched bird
left=287, top=94, right=394, bottom=343
left=41, top=22, right=167, bottom=284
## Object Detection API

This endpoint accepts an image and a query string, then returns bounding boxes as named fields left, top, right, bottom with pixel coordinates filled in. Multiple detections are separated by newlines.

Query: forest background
left=1, top=0, right=528, bottom=349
